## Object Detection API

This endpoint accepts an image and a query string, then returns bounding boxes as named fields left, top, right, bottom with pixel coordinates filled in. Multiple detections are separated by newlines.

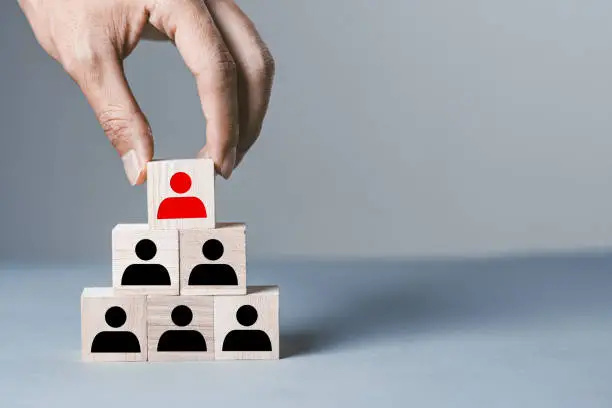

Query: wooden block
left=147, top=158, right=216, bottom=230
left=179, top=223, right=247, bottom=296
left=147, top=296, right=215, bottom=361
left=214, top=286, right=279, bottom=360
left=81, top=287, right=147, bottom=362
left=112, top=224, right=179, bottom=295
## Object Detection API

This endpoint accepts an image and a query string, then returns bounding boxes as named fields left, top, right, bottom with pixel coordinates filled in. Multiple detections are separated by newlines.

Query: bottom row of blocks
left=81, top=286, right=279, bottom=361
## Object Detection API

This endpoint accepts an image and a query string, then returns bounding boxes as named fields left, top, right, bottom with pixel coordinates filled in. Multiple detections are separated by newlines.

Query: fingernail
left=122, top=149, right=146, bottom=186
left=220, top=147, right=237, bottom=179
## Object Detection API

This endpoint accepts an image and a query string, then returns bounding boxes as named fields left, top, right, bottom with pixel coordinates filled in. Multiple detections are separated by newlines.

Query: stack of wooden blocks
left=81, top=158, right=279, bottom=362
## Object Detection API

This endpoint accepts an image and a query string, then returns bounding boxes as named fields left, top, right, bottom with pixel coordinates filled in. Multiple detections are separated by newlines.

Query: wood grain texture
left=147, top=159, right=216, bottom=230
left=112, top=224, right=179, bottom=295
left=179, top=223, right=247, bottom=296
left=214, top=286, right=279, bottom=360
left=81, top=288, right=147, bottom=362
left=147, top=295, right=214, bottom=361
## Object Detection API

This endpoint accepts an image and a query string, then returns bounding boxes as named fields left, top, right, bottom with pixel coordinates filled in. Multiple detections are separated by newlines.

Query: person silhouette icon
left=121, top=239, right=171, bottom=286
left=157, top=305, right=208, bottom=352
left=91, top=306, right=141, bottom=353
left=188, top=239, right=238, bottom=286
left=222, top=305, right=272, bottom=351
left=157, top=172, right=207, bottom=220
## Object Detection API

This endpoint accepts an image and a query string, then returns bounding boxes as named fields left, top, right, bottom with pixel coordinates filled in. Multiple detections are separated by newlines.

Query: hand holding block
left=81, top=288, right=147, bottom=362
left=180, top=223, right=247, bottom=296
left=147, top=159, right=216, bottom=230
left=214, top=286, right=279, bottom=360
left=112, top=224, right=179, bottom=295
left=147, top=296, right=215, bottom=361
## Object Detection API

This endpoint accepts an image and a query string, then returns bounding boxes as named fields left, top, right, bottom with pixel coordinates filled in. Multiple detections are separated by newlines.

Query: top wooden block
left=147, top=159, right=216, bottom=230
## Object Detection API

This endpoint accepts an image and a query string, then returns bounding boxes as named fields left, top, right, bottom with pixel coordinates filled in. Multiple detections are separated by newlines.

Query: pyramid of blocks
left=81, top=158, right=279, bottom=362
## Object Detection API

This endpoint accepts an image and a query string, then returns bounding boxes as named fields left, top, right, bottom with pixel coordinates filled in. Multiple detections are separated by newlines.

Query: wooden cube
left=147, top=159, right=216, bottom=230
left=179, top=223, right=246, bottom=296
left=81, top=288, right=147, bottom=362
left=147, top=295, right=215, bottom=361
left=214, top=286, right=279, bottom=360
left=112, top=224, right=179, bottom=295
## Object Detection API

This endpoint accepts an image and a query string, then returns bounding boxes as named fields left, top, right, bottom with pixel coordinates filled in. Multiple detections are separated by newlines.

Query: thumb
left=69, top=56, right=153, bottom=185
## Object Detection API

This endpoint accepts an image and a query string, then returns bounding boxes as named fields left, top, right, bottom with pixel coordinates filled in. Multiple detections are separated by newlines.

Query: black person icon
left=121, top=239, right=171, bottom=286
left=222, top=305, right=272, bottom=351
left=91, top=306, right=141, bottom=353
left=157, top=305, right=207, bottom=352
left=188, top=239, right=238, bottom=286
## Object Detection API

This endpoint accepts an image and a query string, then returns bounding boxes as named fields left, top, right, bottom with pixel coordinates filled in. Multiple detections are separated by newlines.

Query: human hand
left=19, top=0, right=275, bottom=183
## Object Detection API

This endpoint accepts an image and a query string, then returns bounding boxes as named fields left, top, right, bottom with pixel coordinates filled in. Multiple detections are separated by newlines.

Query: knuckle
left=98, top=107, right=132, bottom=149
left=263, top=49, right=276, bottom=78
left=61, top=49, right=103, bottom=82
left=243, top=46, right=276, bottom=85
left=59, top=28, right=112, bottom=85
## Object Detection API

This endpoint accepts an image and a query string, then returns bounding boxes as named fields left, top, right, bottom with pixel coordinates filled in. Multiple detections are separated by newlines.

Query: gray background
left=4, top=0, right=612, bottom=263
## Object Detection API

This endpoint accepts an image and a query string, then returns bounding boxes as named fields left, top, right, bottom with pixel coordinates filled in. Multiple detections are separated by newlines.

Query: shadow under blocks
left=276, top=252, right=612, bottom=358
left=81, top=158, right=280, bottom=362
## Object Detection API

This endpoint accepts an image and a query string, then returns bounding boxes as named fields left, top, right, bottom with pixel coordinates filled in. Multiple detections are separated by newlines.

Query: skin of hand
left=18, top=0, right=275, bottom=184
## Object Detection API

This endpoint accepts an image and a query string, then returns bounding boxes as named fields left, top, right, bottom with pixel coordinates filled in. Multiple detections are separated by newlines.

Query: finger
left=206, top=0, right=275, bottom=168
left=147, top=0, right=239, bottom=179
left=64, top=52, right=153, bottom=185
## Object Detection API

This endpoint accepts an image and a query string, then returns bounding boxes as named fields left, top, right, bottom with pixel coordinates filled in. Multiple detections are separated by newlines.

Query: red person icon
left=157, top=172, right=207, bottom=220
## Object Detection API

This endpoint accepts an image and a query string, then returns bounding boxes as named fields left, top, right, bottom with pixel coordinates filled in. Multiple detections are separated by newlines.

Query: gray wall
left=2, top=0, right=612, bottom=263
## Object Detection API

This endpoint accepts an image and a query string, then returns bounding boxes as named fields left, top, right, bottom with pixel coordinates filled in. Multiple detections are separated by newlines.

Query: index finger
left=148, top=0, right=239, bottom=178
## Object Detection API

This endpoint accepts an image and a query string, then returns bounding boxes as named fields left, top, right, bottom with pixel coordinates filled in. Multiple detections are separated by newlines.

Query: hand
left=19, top=0, right=275, bottom=183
